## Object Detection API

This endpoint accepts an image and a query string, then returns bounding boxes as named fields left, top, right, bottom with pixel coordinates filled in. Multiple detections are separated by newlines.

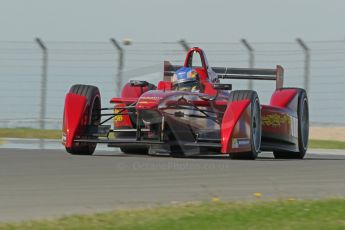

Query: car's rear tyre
left=228, top=90, right=261, bottom=160
left=66, top=84, right=101, bottom=155
left=273, top=88, right=309, bottom=159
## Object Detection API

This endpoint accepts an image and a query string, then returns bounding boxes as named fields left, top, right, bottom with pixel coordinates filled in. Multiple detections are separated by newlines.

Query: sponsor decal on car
left=232, top=138, right=250, bottom=148
left=139, top=96, right=162, bottom=101
left=291, top=116, right=298, bottom=138
left=262, top=113, right=298, bottom=138
left=262, top=114, right=291, bottom=127
left=114, top=109, right=123, bottom=122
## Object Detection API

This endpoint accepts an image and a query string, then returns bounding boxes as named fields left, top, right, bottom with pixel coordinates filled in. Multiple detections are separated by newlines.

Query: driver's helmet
left=172, top=67, right=200, bottom=92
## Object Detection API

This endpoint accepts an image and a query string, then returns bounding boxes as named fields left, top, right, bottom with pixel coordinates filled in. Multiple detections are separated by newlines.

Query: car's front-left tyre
left=228, top=90, right=262, bottom=160
left=65, top=84, right=101, bottom=155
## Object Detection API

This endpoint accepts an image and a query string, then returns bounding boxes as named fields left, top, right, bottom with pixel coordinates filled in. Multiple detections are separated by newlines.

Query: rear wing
left=212, top=65, right=284, bottom=90
left=163, top=61, right=284, bottom=89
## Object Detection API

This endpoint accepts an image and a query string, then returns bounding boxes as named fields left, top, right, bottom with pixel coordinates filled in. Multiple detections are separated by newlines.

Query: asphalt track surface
left=0, top=148, right=345, bottom=221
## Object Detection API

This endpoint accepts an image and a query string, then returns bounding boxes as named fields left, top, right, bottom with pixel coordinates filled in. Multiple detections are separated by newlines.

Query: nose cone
left=135, top=90, right=165, bottom=110
left=135, top=90, right=197, bottom=110
left=136, top=96, right=161, bottom=110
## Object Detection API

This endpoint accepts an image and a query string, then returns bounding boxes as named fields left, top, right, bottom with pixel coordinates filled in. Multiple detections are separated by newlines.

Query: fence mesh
left=0, top=39, right=344, bottom=129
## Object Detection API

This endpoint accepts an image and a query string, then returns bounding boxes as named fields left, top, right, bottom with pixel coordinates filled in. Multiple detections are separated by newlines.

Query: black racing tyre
left=120, top=147, right=149, bottom=155
left=66, top=84, right=101, bottom=155
left=228, top=90, right=261, bottom=160
left=273, top=88, right=309, bottom=159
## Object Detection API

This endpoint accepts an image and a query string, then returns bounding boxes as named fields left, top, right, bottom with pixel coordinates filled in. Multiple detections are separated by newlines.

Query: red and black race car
left=62, top=47, right=309, bottom=159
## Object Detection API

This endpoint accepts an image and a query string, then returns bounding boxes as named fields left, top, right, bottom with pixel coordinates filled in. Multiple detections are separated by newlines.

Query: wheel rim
left=252, top=98, right=261, bottom=152
left=301, top=97, right=309, bottom=150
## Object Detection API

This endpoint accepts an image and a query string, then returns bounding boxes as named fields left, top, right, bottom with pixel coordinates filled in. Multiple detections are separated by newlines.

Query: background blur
left=0, top=39, right=344, bottom=129
left=0, top=0, right=344, bottom=129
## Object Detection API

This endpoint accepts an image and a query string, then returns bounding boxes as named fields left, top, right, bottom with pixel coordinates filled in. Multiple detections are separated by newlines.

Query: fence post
left=296, top=38, right=310, bottom=94
left=241, top=39, right=254, bottom=90
left=110, top=38, right=124, bottom=96
left=35, top=38, right=48, bottom=130
left=179, top=39, right=190, bottom=52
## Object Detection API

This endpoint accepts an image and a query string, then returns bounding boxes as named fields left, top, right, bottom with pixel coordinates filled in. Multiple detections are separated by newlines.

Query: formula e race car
left=62, top=47, right=309, bottom=159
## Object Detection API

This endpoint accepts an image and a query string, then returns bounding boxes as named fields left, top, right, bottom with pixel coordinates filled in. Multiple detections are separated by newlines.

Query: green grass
left=0, top=128, right=61, bottom=139
left=0, top=128, right=345, bottom=150
left=0, top=199, right=345, bottom=230
left=309, top=139, right=345, bottom=150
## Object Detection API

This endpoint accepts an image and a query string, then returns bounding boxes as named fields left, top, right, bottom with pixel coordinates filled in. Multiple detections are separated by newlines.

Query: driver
left=172, top=67, right=201, bottom=92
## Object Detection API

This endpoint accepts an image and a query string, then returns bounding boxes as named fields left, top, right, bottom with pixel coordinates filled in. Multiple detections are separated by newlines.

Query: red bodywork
left=62, top=93, right=87, bottom=148
left=63, top=47, right=302, bottom=156
left=221, top=99, right=250, bottom=153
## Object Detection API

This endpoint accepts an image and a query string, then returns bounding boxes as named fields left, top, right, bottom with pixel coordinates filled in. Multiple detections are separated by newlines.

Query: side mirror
left=213, top=83, right=232, bottom=90
left=129, top=80, right=149, bottom=87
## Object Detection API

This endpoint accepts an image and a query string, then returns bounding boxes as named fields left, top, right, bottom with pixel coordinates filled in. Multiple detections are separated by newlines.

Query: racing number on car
left=114, top=109, right=123, bottom=122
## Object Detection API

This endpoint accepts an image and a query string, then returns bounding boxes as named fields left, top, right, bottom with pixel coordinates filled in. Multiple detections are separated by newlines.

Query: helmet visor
left=172, top=80, right=200, bottom=92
